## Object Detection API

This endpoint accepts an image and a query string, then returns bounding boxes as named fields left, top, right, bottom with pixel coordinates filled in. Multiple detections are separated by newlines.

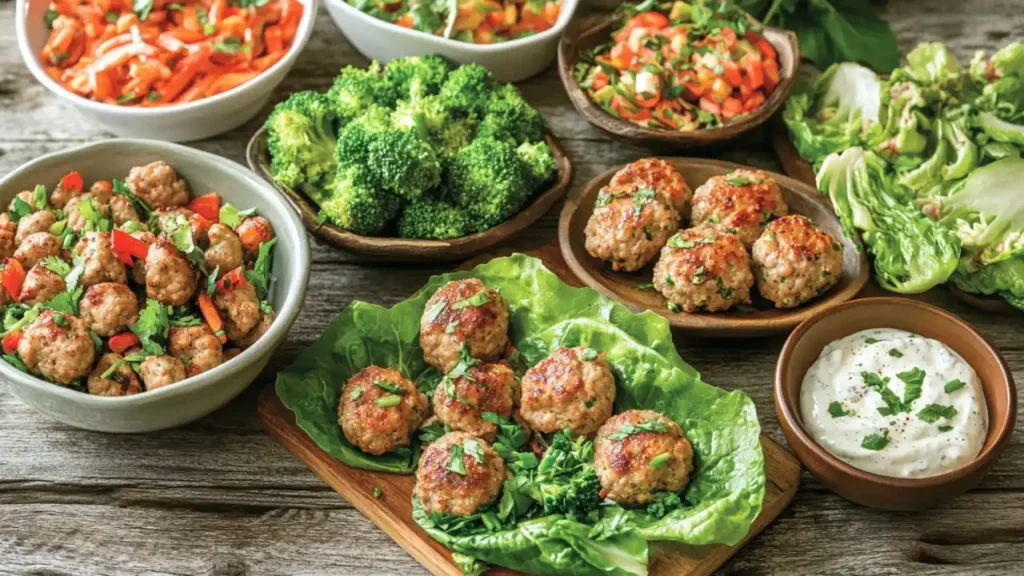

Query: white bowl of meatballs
left=0, top=140, right=310, bottom=432
left=559, top=157, right=870, bottom=337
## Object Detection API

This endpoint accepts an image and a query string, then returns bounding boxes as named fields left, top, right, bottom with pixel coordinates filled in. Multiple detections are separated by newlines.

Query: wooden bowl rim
left=557, top=14, right=800, bottom=145
left=774, top=296, right=1018, bottom=489
left=245, top=126, right=574, bottom=261
left=558, top=157, right=870, bottom=336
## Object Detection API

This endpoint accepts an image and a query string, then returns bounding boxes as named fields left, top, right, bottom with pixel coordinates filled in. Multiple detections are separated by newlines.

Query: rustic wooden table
left=1, top=0, right=1022, bottom=574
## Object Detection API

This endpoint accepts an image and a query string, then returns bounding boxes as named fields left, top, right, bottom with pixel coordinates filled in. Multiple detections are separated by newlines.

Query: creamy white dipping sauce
left=800, top=328, right=988, bottom=478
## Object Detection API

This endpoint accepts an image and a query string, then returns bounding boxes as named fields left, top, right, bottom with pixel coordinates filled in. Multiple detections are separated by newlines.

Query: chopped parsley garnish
left=663, top=273, right=675, bottom=287
left=888, top=349, right=903, bottom=358
left=896, top=368, right=925, bottom=406
left=133, top=0, right=153, bottom=22
left=245, top=238, right=277, bottom=300
left=938, top=425, right=953, bottom=433
left=666, top=301, right=682, bottom=313
left=861, top=430, right=889, bottom=451
left=375, top=395, right=401, bottom=408
left=944, top=379, right=967, bottom=393
left=44, top=9, right=60, bottom=29
left=424, top=298, right=447, bottom=323
left=219, top=203, right=257, bottom=229
left=4, top=354, right=29, bottom=373
left=725, top=175, right=755, bottom=186
left=632, top=187, right=657, bottom=216
left=206, top=266, right=220, bottom=295
left=41, top=256, right=71, bottom=277
left=444, top=320, right=459, bottom=334
left=579, top=348, right=598, bottom=361
left=212, top=37, right=248, bottom=54
left=446, top=444, right=467, bottom=475
left=105, top=10, right=119, bottom=23
left=116, top=92, right=137, bottom=103
left=864, top=337, right=879, bottom=344
left=637, top=283, right=654, bottom=291
left=828, top=401, right=853, bottom=418
left=608, top=419, right=667, bottom=441
left=372, top=487, right=383, bottom=499
left=862, top=368, right=924, bottom=416
left=128, top=299, right=170, bottom=355
left=9, top=196, right=33, bottom=222
left=374, top=381, right=406, bottom=395
left=451, top=291, right=490, bottom=310
left=113, top=179, right=152, bottom=214
left=462, top=438, right=485, bottom=465
left=917, top=403, right=958, bottom=424
left=649, top=453, right=671, bottom=469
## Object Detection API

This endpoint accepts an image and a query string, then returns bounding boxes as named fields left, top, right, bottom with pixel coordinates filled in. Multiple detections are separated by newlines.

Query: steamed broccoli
left=532, top=430, right=602, bottom=518
left=645, top=491, right=684, bottom=519
left=397, top=198, right=472, bottom=239
left=319, top=165, right=401, bottom=235
left=366, top=130, right=441, bottom=201
left=335, top=105, right=392, bottom=166
left=328, top=62, right=394, bottom=122
left=265, top=91, right=338, bottom=197
left=385, top=55, right=453, bottom=100
left=475, top=86, right=546, bottom=145
left=392, top=95, right=450, bottom=140
left=435, top=119, right=475, bottom=158
left=447, top=137, right=531, bottom=231
left=439, top=63, right=496, bottom=117
left=516, top=141, right=556, bottom=188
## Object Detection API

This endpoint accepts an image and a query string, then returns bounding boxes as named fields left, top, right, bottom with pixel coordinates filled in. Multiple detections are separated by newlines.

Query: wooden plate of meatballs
left=559, top=157, right=870, bottom=337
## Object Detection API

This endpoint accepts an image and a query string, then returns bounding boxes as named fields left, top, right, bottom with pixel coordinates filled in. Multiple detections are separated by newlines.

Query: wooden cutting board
left=257, top=243, right=801, bottom=576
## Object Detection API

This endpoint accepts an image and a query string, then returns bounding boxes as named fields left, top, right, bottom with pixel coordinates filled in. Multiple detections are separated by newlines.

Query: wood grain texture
left=2, top=0, right=1024, bottom=574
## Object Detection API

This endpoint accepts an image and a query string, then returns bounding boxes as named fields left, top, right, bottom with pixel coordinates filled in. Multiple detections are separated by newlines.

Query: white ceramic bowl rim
left=15, top=0, right=318, bottom=117
left=0, top=139, right=311, bottom=408
left=326, top=0, right=580, bottom=53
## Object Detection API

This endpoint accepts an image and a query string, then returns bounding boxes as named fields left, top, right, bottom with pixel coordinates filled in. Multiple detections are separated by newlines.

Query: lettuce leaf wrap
left=276, top=255, right=766, bottom=575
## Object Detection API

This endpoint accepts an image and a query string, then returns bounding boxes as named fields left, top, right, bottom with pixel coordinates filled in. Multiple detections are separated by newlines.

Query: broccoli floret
left=384, top=55, right=453, bottom=101
left=392, top=95, right=450, bottom=141
left=335, top=105, right=392, bottom=167
left=265, top=91, right=338, bottom=197
left=397, top=198, right=472, bottom=239
left=446, top=136, right=531, bottom=231
left=533, top=430, right=602, bottom=518
left=435, top=118, right=475, bottom=158
left=366, top=130, right=441, bottom=201
left=475, top=86, right=546, bottom=145
left=645, top=491, right=683, bottom=519
left=327, top=62, right=394, bottom=123
left=516, top=141, right=556, bottom=189
left=439, top=63, right=496, bottom=117
left=319, top=165, right=401, bottom=235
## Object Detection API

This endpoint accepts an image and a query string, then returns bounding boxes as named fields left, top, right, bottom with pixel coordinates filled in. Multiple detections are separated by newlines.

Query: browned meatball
left=8, top=191, right=33, bottom=212
left=109, top=195, right=140, bottom=227
left=233, top=309, right=274, bottom=349
left=75, top=232, right=127, bottom=288
left=212, top=279, right=261, bottom=341
left=88, top=180, right=114, bottom=204
left=50, top=180, right=83, bottom=209
left=139, top=355, right=187, bottom=391
left=17, top=310, right=95, bottom=385
left=338, top=365, right=429, bottom=455
left=432, top=362, right=517, bottom=442
left=414, top=431, right=506, bottom=516
left=169, top=324, right=224, bottom=377
left=236, top=216, right=275, bottom=259
left=65, top=193, right=111, bottom=234
left=126, top=229, right=157, bottom=285
left=126, top=161, right=189, bottom=208
left=145, top=240, right=198, bottom=306
left=609, top=158, right=692, bottom=215
left=205, top=224, right=243, bottom=274
left=15, top=211, right=57, bottom=246
left=88, top=353, right=143, bottom=397
left=653, top=224, right=754, bottom=313
left=751, top=215, right=844, bottom=308
left=19, top=263, right=66, bottom=305
left=79, top=283, right=140, bottom=337
left=14, top=232, right=61, bottom=270
left=690, top=169, right=789, bottom=248
left=593, top=410, right=694, bottom=505
left=0, top=214, right=16, bottom=259
left=584, top=185, right=681, bottom=272
left=519, top=346, right=616, bottom=437
left=420, top=279, right=509, bottom=374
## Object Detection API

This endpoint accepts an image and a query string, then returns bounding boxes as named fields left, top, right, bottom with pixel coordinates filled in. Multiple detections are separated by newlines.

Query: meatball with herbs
left=0, top=214, right=17, bottom=259
left=519, top=346, right=615, bottom=437
left=414, top=431, right=506, bottom=516
left=690, top=169, right=789, bottom=248
left=212, top=277, right=262, bottom=342
left=15, top=210, right=56, bottom=246
left=169, top=324, right=224, bottom=377
left=139, top=355, right=188, bottom=391
left=19, top=263, right=65, bottom=306
left=88, top=353, right=143, bottom=397
left=204, top=224, right=244, bottom=274
left=584, top=185, right=681, bottom=272
left=145, top=239, right=198, bottom=306
left=593, top=410, right=694, bottom=505
left=126, top=161, right=189, bottom=208
left=236, top=216, right=275, bottom=259
left=14, top=232, right=61, bottom=270
left=752, top=215, right=844, bottom=308
left=17, top=310, right=95, bottom=386
left=432, top=361, right=517, bottom=442
left=79, top=283, right=140, bottom=337
left=338, top=365, right=429, bottom=456
left=420, top=279, right=509, bottom=374
left=608, top=158, right=692, bottom=215
left=653, top=224, right=754, bottom=313
left=75, top=232, right=127, bottom=288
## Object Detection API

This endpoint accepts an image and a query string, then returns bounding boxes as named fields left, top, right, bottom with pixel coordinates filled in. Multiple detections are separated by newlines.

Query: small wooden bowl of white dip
left=775, top=297, right=1017, bottom=510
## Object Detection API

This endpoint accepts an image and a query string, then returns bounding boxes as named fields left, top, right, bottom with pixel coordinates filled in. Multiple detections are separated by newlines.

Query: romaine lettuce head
left=941, top=157, right=1024, bottom=263
left=988, top=42, right=1024, bottom=80
left=783, top=63, right=884, bottom=168
left=951, top=254, right=1024, bottom=311
left=904, top=42, right=963, bottom=86
left=977, top=111, right=1024, bottom=147
left=877, top=80, right=930, bottom=157
left=275, top=255, right=766, bottom=576
left=817, top=147, right=961, bottom=293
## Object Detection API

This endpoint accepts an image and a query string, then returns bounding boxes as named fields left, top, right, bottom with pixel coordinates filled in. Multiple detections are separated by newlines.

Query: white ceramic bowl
left=0, top=140, right=311, bottom=432
left=324, top=0, right=580, bottom=82
left=16, top=0, right=318, bottom=142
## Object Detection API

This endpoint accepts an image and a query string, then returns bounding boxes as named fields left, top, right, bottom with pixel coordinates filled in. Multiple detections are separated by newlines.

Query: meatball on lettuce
left=519, top=346, right=615, bottom=437
left=420, top=278, right=509, bottom=374
left=339, top=365, right=428, bottom=456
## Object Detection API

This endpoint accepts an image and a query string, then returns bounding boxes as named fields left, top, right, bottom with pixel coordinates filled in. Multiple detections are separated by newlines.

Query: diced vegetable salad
left=575, top=1, right=782, bottom=131
left=348, top=0, right=560, bottom=44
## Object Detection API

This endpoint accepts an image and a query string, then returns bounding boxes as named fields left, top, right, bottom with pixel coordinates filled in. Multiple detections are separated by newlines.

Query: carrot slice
left=197, top=292, right=227, bottom=344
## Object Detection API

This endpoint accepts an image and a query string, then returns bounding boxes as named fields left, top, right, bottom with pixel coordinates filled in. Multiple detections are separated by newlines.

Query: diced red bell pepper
left=1, top=258, right=26, bottom=302
left=722, top=97, right=743, bottom=119
left=187, top=193, right=221, bottom=222
left=2, top=330, right=22, bottom=355
left=108, top=332, right=140, bottom=354
left=763, top=58, right=781, bottom=92
left=755, top=39, right=777, bottom=61
left=744, top=56, right=764, bottom=90
left=216, top=267, right=248, bottom=292
left=744, top=90, right=767, bottom=111
left=723, top=61, right=742, bottom=88
left=60, top=171, right=83, bottom=193
left=111, top=229, right=151, bottom=263
left=591, top=70, right=609, bottom=91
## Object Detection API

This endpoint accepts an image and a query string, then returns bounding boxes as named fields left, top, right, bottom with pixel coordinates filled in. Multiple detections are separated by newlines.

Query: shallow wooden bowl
left=775, top=297, right=1017, bottom=510
left=557, top=16, right=799, bottom=150
left=558, top=157, right=869, bottom=338
left=246, top=127, right=573, bottom=262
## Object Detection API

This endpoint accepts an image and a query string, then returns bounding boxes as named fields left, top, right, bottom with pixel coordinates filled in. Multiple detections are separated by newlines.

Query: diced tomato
left=591, top=70, right=609, bottom=91
left=1, top=258, right=25, bottom=302
left=111, top=229, right=151, bottom=262
left=699, top=96, right=721, bottom=116
left=2, top=331, right=22, bottom=355
left=744, top=90, right=767, bottom=111
left=609, top=43, right=635, bottom=69
left=542, top=1, right=559, bottom=26
left=216, top=267, right=248, bottom=292
left=394, top=13, right=413, bottom=28
left=60, top=171, right=83, bottom=193
left=755, top=39, right=777, bottom=61
left=763, top=58, right=780, bottom=92
left=719, top=27, right=737, bottom=50
left=722, top=97, right=743, bottom=119
left=723, top=61, right=742, bottom=87
left=631, top=107, right=652, bottom=122
left=108, top=332, right=140, bottom=354
left=653, top=102, right=680, bottom=128
left=628, top=11, right=669, bottom=30
left=187, top=193, right=221, bottom=222
left=744, top=56, right=764, bottom=90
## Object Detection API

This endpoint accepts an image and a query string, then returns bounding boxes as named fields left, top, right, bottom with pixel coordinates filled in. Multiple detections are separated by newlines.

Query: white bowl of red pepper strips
left=558, top=0, right=798, bottom=149
left=0, top=139, right=310, bottom=433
